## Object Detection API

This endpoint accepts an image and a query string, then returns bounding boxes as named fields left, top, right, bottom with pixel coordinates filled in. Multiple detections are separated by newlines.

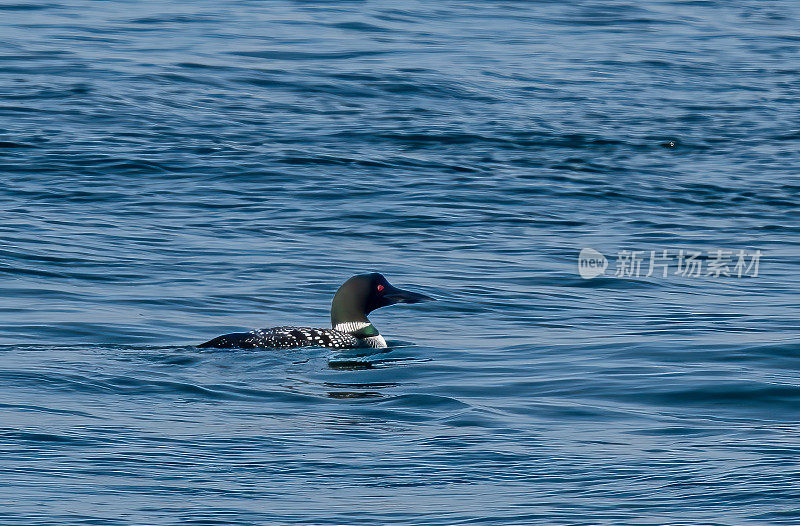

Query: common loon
left=198, top=273, right=432, bottom=350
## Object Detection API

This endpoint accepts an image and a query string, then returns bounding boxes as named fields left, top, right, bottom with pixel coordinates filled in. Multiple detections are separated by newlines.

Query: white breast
left=362, top=335, right=387, bottom=348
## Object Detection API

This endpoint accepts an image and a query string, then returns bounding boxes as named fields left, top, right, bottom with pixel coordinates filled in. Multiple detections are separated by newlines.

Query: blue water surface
left=1, top=1, right=800, bottom=524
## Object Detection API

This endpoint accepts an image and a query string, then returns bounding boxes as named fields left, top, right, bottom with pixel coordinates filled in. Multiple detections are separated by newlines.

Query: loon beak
left=383, top=286, right=434, bottom=305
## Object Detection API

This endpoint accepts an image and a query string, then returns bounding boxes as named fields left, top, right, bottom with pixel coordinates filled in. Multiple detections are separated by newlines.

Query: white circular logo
left=578, top=248, right=607, bottom=279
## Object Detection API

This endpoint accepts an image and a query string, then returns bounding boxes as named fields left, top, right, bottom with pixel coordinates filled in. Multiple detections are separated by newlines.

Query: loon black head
left=330, top=273, right=432, bottom=335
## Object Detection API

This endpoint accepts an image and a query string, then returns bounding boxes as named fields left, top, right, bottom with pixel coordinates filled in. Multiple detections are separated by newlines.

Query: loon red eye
left=377, top=284, right=384, bottom=292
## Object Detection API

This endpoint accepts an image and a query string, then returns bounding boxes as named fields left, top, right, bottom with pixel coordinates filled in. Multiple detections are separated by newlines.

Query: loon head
left=330, top=273, right=432, bottom=335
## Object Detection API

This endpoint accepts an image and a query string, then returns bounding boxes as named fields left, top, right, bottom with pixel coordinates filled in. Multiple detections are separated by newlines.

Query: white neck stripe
left=334, top=321, right=373, bottom=334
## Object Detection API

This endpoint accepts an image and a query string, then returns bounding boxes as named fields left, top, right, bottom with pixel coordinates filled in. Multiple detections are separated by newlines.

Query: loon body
left=198, top=273, right=431, bottom=350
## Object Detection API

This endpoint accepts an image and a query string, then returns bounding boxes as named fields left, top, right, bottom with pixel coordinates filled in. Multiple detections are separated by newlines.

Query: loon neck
left=333, top=320, right=386, bottom=348
left=333, top=320, right=380, bottom=338
left=330, top=274, right=376, bottom=332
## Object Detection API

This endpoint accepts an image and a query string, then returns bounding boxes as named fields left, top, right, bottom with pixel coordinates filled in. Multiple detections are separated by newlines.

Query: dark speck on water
left=2, top=1, right=800, bottom=524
